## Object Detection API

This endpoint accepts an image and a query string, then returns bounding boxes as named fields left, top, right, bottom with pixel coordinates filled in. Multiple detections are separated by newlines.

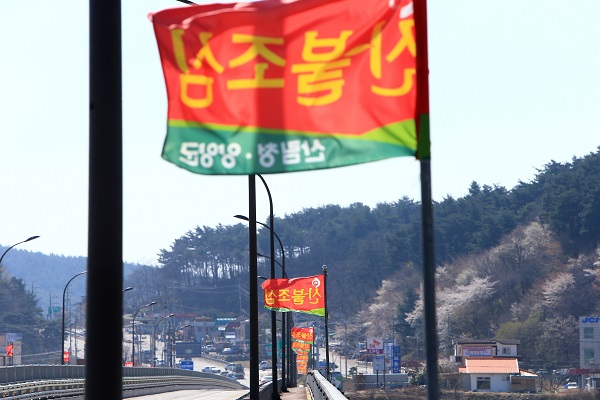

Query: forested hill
left=139, top=147, right=599, bottom=370
left=146, top=147, right=599, bottom=312
left=0, top=251, right=137, bottom=307
left=2, top=147, right=599, bottom=370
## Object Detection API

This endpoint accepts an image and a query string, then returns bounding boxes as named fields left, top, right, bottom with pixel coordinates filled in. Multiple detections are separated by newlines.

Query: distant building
left=571, top=317, right=600, bottom=391
left=447, top=338, right=537, bottom=393
left=451, top=338, right=521, bottom=364
left=579, top=316, right=600, bottom=368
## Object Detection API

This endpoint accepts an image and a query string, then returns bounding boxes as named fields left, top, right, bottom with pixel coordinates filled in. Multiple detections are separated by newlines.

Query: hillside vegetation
left=2, top=147, right=599, bottom=369
left=142, top=147, right=600, bottom=370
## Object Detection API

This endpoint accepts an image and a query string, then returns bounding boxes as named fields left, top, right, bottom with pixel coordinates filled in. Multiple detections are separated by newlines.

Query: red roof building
left=449, top=339, right=537, bottom=393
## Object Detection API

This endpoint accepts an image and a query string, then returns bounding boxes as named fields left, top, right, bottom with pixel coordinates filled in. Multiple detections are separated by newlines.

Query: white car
left=259, top=361, right=270, bottom=371
left=201, top=366, right=215, bottom=373
left=204, top=345, right=215, bottom=352
left=225, top=363, right=236, bottom=371
left=259, top=375, right=273, bottom=385
left=211, top=367, right=222, bottom=374
left=566, top=382, right=578, bottom=389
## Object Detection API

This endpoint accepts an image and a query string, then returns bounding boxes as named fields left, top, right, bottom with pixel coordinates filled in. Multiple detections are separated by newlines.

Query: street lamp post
left=62, top=271, right=87, bottom=365
left=153, top=313, right=174, bottom=367
left=131, top=301, right=157, bottom=365
left=235, top=212, right=288, bottom=393
left=256, top=174, right=281, bottom=398
left=0, top=236, right=40, bottom=266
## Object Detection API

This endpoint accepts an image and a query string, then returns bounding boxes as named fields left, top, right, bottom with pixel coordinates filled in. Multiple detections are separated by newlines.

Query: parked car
left=201, top=366, right=215, bottom=373
left=221, top=347, right=233, bottom=355
left=566, top=382, right=578, bottom=389
left=330, top=371, right=344, bottom=392
left=318, top=360, right=338, bottom=370
left=225, top=363, right=236, bottom=371
left=259, top=361, right=270, bottom=371
left=232, top=363, right=245, bottom=379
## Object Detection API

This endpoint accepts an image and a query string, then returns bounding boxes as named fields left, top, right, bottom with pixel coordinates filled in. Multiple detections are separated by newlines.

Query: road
left=125, top=355, right=249, bottom=399
left=191, top=355, right=251, bottom=387
left=128, top=389, right=249, bottom=400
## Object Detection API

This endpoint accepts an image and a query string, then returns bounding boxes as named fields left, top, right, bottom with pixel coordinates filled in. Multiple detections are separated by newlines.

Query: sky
left=1, top=0, right=599, bottom=266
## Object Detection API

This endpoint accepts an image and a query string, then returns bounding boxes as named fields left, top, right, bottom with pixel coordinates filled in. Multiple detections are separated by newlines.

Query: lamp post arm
left=272, top=231, right=285, bottom=275
left=132, top=301, right=158, bottom=365
left=258, top=222, right=286, bottom=274
left=0, top=235, right=40, bottom=266
left=61, top=271, right=87, bottom=365
left=153, top=314, right=174, bottom=367
left=235, top=216, right=286, bottom=276
left=257, top=253, right=284, bottom=270
left=257, top=174, right=273, bottom=224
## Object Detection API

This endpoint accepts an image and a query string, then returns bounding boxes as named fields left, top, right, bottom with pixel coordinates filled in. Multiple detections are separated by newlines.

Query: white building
left=579, top=316, right=600, bottom=368
left=450, top=338, right=537, bottom=393
left=452, top=338, right=521, bottom=364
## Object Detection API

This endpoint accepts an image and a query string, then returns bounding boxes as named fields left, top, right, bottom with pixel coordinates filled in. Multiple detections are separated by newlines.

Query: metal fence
left=0, top=364, right=254, bottom=385
left=306, top=371, right=348, bottom=400
left=0, top=364, right=246, bottom=399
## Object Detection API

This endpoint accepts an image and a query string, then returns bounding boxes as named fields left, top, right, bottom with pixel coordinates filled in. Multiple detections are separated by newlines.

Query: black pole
left=87, top=0, right=122, bottom=398
left=249, top=175, right=260, bottom=400
left=288, top=312, right=294, bottom=386
left=281, top=306, right=288, bottom=392
left=323, top=265, right=330, bottom=382
left=257, top=174, right=280, bottom=399
left=276, top=243, right=288, bottom=390
left=421, top=159, right=439, bottom=398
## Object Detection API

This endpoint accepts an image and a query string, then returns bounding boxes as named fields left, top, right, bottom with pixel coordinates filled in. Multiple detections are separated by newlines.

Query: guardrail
left=0, top=365, right=246, bottom=399
left=237, top=377, right=280, bottom=400
left=306, top=371, right=347, bottom=400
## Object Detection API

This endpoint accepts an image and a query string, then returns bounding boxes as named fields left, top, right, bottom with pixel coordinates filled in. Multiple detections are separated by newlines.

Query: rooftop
left=459, top=358, right=520, bottom=374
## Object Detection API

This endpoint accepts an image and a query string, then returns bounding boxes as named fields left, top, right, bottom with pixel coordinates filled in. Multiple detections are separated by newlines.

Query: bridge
left=0, top=365, right=347, bottom=400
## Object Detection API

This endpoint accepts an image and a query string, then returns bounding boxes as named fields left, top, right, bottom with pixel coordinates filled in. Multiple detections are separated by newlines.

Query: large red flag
left=150, top=0, right=426, bottom=175
left=261, top=274, right=325, bottom=316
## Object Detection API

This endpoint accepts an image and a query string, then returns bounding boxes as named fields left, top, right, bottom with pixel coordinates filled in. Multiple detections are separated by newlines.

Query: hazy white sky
left=1, top=0, right=598, bottom=265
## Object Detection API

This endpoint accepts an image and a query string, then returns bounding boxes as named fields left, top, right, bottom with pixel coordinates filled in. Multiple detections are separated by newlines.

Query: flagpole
left=420, top=160, right=439, bottom=398
left=413, top=0, right=439, bottom=397
left=322, top=265, right=330, bottom=382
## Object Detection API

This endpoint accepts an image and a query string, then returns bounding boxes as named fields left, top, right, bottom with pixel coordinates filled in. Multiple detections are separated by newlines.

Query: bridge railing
left=0, top=364, right=249, bottom=384
left=0, top=365, right=246, bottom=399
left=306, top=371, right=348, bottom=400
left=0, top=365, right=86, bottom=383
